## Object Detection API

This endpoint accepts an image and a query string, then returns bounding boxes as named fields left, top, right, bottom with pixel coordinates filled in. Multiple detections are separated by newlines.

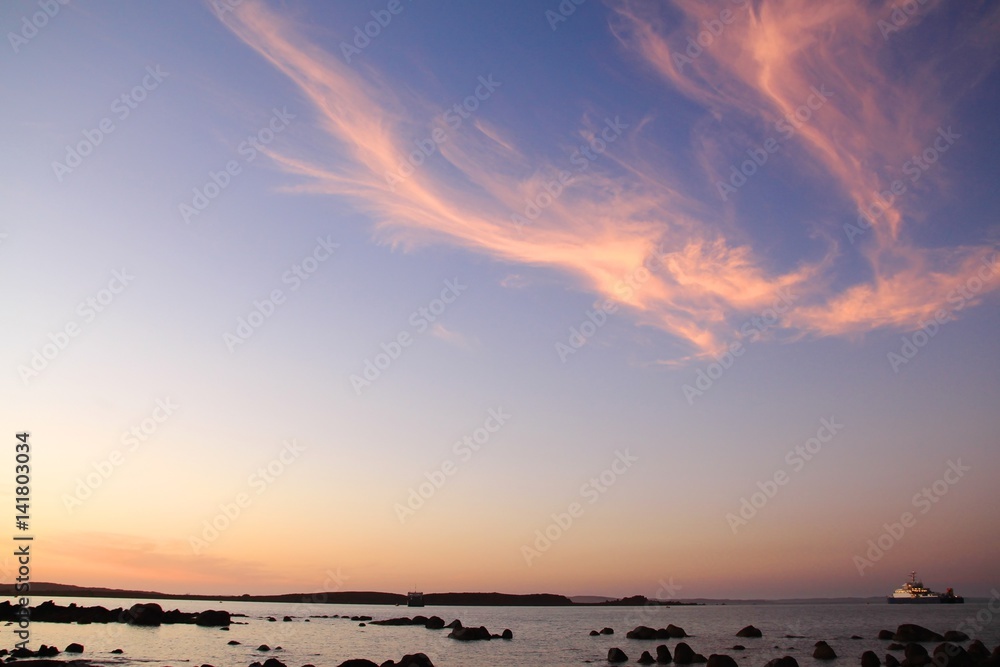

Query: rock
left=196, top=610, right=231, bottom=627
left=862, top=650, right=881, bottom=667
left=889, top=644, right=906, bottom=651
left=609, top=647, right=629, bottom=663
left=707, top=654, right=738, bottom=667
left=736, top=625, right=762, bottom=638
left=257, top=645, right=271, bottom=651
left=446, top=619, right=462, bottom=629
left=894, top=625, right=944, bottom=643
left=267, top=616, right=277, bottom=622
left=282, top=616, right=292, bottom=622
left=228, top=640, right=241, bottom=645
left=628, top=626, right=657, bottom=640
left=943, top=631, right=970, bottom=642
left=384, top=654, right=434, bottom=667
left=880, top=631, right=896, bottom=641
left=37, top=645, right=60, bottom=657
left=657, top=644, right=673, bottom=664
left=337, top=661, right=379, bottom=667
left=732, top=645, right=745, bottom=651
left=693, top=654, right=707, bottom=663
left=359, top=622, right=366, bottom=626
left=967, top=641, right=990, bottom=663
left=11, top=647, right=35, bottom=658
left=425, top=616, right=445, bottom=629
left=853, top=636, right=864, bottom=640
left=932, top=642, right=972, bottom=667
left=638, top=651, right=656, bottom=664
left=668, top=624, right=689, bottom=638
left=112, top=649, right=124, bottom=654
left=64, top=644, right=83, bottom=654
left=675, top=642, right=697, bottom=664
left=448, top=625, right=492, bottom=641
left=127, top=603, right=164, bottom=626
left=602, top=628, right=615, bottom=635
left=262, top=659, right=287, bottom=667
left=903, top=643, right=930, bottom=667
left=885, top=655, right=900, bottom=667
left=764, top=658, right=799, bottom=667
left=502, top=628, right=513, bottom=639
left=591, top=630, right=601, bottom=636
left=813, top=641, right=837, bottom=660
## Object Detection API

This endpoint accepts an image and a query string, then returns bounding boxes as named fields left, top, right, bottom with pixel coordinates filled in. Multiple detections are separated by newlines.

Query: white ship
left=887, top=571, right=963, bottom=604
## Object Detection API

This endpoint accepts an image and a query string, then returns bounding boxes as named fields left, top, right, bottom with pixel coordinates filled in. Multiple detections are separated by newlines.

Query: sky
left=1, top=0, right=999, bottom=600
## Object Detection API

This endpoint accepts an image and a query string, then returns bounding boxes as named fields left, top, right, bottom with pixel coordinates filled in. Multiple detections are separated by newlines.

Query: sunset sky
left=2, top=0, right=999, bottom=600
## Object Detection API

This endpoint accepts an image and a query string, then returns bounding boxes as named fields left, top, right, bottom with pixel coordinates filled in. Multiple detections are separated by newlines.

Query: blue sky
left=2, top=0, right=999, bottom=598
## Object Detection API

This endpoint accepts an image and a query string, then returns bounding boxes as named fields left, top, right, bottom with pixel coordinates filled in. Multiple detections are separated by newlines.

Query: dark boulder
left=814, top=641, right=837, bottom=660
left=880, top=631, right=896, bottom=641
left=609, top=647, right=629, bottom=663
left=228, top=640, right=241, bottom=645
left=267, top=616, right=277, bottom=622
left=862, top=650, right=881, bottom=667
left=602, top=627, right=615, bottom=635
left=943, top=631, right=969, bottom=642
left=903, top=643, right=930, bottom=667
left=967, top=641, right=990, bottom=664
left=127, top=602, right=164, bottom=626
left=591, top=630, right=601, bottom=636
left=448, top=625, right=492, bottom=641
left=282, top=616, right=292, bottom=622
left=932, top=642, right=972, bottom=667
left=445, top=619, right=462, bottom=629
left=37, top=645, right=59, bottom=657
left=638, top=651, right=656, bottom=664
left=764, top=657, right=799, bottom=667
left=262, top=659, right=287, bottom=667
left=707, top=654, right=739, bottom=667
left=668, top=624, right=689, bottom=638
left=64, top=644, right=83, bottom=654
left=111, top=649, right=124, bottom=654
left=732, top=645, right=745, bottom=651
left=854, top=636, right=864, bottom=640
left=675, top=642, right=697, bottom=664
left=628, top=626, right=657, bottom=640
left=336, top=661, right=379, bottom=667
left=382, top=654, right=434, bottom=667
left=657, top=644, right=673, bottom=664
left=885, top=655, right=900, bottom=667
left=257, top=644, right=271, bottom=651
left=894, top=625, right=944, bottom=643
left=656, top=628, right=673, bottom=639
left=502, top=628, right=513, bottom=639
left=693, top=654, right=708, bottom=663
left=425, top=616, right=445, bottom=629
left=736, top=625, right=762, bottom=638
left=196, top=610, right=231, bottom=626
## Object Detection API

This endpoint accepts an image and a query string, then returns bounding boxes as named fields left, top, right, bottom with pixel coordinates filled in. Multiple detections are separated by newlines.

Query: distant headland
left=0, top=582, right=699, bottom=607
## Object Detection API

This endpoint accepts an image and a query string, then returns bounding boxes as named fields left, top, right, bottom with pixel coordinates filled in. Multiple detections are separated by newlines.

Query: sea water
left=5, top=596, right=999, bottom=667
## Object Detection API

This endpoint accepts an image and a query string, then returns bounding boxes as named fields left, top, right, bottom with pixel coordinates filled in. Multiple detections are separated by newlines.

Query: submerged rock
left=448, top=625, right=492, bottom=641
left=894, top=625, right=944, bottom=643
left=813, top=641, right=837, bottom=660
left=736, top=625, right=762, bottom=638
left=707, top=654, right=738, bottom=667
left=638, top=651, right=656, bottom=664
left=609, top=647, right=629, bottom=663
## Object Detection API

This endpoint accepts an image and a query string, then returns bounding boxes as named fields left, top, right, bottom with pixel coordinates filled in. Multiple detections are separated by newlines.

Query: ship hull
left=887, top=596, right=964, bottom=604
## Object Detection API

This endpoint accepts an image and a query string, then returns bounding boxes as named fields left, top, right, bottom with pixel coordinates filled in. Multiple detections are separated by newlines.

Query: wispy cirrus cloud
left=217, top=0, right=997, bottom=360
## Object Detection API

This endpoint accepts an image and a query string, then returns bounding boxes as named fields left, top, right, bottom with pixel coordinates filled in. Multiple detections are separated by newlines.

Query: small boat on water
left=407, top=591, right=425, bottom=607
left=887, top=571, right=964, bottom=604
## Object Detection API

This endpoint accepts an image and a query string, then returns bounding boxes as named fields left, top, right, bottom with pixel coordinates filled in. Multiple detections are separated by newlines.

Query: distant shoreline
left=5, top=582, right=985, bottom=606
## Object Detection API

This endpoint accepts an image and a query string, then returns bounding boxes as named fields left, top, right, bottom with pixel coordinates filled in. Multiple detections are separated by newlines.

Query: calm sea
left=6, top=596, right=999, bottom=667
